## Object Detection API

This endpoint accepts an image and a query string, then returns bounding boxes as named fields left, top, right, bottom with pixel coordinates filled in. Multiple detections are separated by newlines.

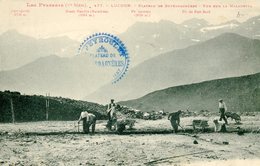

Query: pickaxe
left=178, top=124, right=186, bottom=132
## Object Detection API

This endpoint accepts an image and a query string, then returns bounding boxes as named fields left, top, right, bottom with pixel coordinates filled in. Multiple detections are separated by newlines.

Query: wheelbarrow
left=190, top=119, right=209, bottom=132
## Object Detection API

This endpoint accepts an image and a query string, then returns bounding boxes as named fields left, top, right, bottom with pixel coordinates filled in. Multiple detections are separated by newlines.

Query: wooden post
left=46, top=99, right=48, bottom=121
left=10, top=98, right=15, bottom=123
left=46, top=93, right=50, bottom=121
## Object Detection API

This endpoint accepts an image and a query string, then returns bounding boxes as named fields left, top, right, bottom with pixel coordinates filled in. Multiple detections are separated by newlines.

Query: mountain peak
left=158, top=19, right=177, bottom=25
left=244, top=15, right=260, bottom=23
left=204, top=33, right=250, bottom=44
left=1, top=29, right=26, bottom=38
left=39, top=54, right=60, bottom=60
left=221, top=19, right=241, bottom=25
left=1, top=29, right=19, bottom=35
left=0, top=30, right=35, bottom=42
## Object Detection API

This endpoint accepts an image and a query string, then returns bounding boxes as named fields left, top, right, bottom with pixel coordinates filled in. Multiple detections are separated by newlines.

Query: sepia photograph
left=0, top=0, right=259, bottom=165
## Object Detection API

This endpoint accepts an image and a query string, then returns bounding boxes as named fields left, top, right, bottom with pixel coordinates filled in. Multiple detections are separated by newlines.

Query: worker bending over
left=78, top=111, right=96, bottom=134
left=168, top=110, right=182, bottom=133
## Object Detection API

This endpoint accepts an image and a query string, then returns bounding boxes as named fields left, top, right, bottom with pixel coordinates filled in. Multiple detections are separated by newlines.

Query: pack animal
left=225, top=112, right=241, bottom=123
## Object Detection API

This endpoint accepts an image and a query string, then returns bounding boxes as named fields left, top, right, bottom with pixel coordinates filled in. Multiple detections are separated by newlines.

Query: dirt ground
left=0, top=116, right=260, bottom=166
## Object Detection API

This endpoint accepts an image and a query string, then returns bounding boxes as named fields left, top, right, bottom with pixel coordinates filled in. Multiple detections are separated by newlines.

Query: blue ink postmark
left=78, top=33, right=129, bottom=84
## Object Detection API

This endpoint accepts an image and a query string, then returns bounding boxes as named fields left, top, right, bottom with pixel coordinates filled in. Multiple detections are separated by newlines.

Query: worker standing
left=106, top=99, right=116, bottom=130
left=218, top=99, right=228, bottom=125
left=107, top=99, right=116, bottom=121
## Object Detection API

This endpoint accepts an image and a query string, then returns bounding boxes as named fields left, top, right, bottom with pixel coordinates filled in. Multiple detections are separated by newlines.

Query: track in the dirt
left=2, top=128, right=257, bottom=136
left=5, top=128, right=240, bottom=136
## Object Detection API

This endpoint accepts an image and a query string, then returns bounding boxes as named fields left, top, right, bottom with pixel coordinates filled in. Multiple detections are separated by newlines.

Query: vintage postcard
left=0, top=0, right=259, bottom=165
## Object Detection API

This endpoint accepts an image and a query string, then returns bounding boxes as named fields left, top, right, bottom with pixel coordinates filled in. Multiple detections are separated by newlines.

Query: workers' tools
left=74, top=121, right=81, bottom=132
left=178, top=124, right=185, bottom=132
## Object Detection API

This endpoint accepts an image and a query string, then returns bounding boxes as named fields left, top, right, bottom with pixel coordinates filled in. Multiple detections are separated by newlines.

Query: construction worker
left=107, top=99, right=116, bottom=120
left=106, top=99, right=117, bottom=130
left=168, top=110, right=182, bottom=133
left=78, top=111, right=96, bottom=134
left=219, top=99, right=228, bottom=124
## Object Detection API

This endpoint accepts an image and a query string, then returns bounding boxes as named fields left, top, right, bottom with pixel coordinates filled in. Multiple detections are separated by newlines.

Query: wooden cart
left=192, top=120, right=209, bottom=131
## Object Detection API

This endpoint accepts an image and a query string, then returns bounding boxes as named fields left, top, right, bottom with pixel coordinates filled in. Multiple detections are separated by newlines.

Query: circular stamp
left=77, top=33, right=129, bottom=84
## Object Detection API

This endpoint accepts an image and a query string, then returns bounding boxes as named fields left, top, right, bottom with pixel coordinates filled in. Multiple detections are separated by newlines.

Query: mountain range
left=0, top=33, right=259, bottom=103
left=118, top=72, right=260, bottom=113
left=86, top=33, right=260, bottom=103
left=0, top=30, right=79, bottom=70
left=119, top=15, right=260, bottom=66
left=0, top=16, right=260, bottom=102
left=1, top=15, right=260, bottom=70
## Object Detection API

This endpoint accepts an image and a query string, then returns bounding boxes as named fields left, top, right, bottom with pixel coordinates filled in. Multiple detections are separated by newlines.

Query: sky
left=0, top=0, right=260, bottom=41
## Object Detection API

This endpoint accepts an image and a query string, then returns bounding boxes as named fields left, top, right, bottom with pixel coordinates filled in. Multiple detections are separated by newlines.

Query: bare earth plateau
left=0, top=116, right=260, bottom=166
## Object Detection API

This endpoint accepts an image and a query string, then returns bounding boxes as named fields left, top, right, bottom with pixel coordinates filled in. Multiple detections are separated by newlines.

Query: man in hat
left=168, top=110, right=182, bottom=133
left=218, top=99, right=228, bottom=124
left=107, top=99, right=116, bottom=120
left=106, top=99, right=116, bottom=130
left=78, top=111, right=96, bottom=134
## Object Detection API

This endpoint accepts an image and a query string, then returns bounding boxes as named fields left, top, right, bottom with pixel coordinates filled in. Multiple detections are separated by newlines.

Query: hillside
left=0, top=91, right=106, bottom=123
left=0, top=55, right=111, bottom=99
left=118, top=73, right=260, bottom=113
left=86, top=33, right=260, bottom=103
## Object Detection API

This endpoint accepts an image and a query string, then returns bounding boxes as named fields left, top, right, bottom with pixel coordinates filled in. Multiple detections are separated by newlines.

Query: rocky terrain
left=0, top=115, right=259, bottom=165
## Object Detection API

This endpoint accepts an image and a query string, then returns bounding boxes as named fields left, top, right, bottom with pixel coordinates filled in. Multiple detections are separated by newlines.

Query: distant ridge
left=86, top=33, right=260, bottom=103
left=118, top=72, right=260, bottom=113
